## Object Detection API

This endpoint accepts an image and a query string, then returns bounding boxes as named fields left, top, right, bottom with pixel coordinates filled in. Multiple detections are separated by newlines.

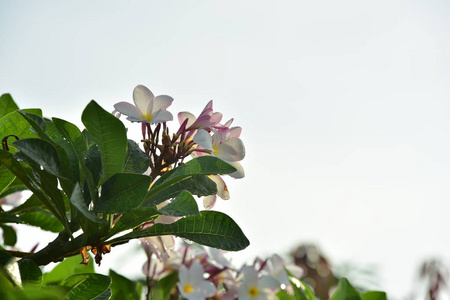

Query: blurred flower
left=113, top=85, right=173, bottom=124
left=238, top=266, right=279, bottom=300
left=178, top=261, right=216, bottom=300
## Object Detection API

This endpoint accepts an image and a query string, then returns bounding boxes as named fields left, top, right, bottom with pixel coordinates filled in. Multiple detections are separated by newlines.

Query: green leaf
left=0, top=177, right=28, bottom=199
left=85, top=144, right=102, bottom=188
left=361, top=291, right=387, bottom=300
left=109, top=269, right=141, bottom=300
left=13, top=138, right=62, bottom=177
left=0, top=94, right=19, bottom=118
left=0, top=151, right=64, bottom=226
left=141, top=175, right=216, bottom=208
left=107, top=211, right=249, bottom=251
left=0, top=166, right=15, bottom=196
left=330, top=278, right=361, bottom=300
left=8, top=194, right=45, bottom=215
left=43, top=254, right=95, bottom=285
left=17, top=111, right=46, bottom=134
left=158, top=191, right=200, bottom=217
left=18, top=259, right=42, bottom=287
left=81, top=100, right=127, bottom=183
left=153, top=156, right=236, bottom=188
left=94, top=173, right=151, bottom=213
left=124, top=140, right=150, bottom=174
left=19, top=209, right=64, bottom=232
left=103, top=207, right=159, bottom=240
left=70, top=184, right=105, bottom=237
left=285, top=268, right=315, bottom=300
left=59, top=273, right=111, bottom=300
left=0, top=225, right=17, bottom=246
left=0, top=213, right=22, bottom=224
left=149, top=272, right=178, bottom=300
left=0, top=111, right=39, bottom=153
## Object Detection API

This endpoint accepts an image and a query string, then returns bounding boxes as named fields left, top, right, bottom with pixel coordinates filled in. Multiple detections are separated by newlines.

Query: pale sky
left=1, top=1, right=450, bottom=298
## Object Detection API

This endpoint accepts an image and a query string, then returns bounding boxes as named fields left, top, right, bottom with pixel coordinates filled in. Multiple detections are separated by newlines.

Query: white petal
left=196, top=281, right=217, bottom=297
left=153, top=95, right=174, bottom=112
left=189, top=261, right=205, bottom=285
left=113, top=102, right=143, bottom=119
left=241, top=266, right=259, bottom=286
left=133, top=85, right=154, bottom=113
left=259, top=275, right=280, bottom=292
left=208, top=175, right=230, bottom=200
left=227, top=161, right=245, bottom=179
left=178, top=111, right=197, bottom=127
left=178, top=265, right=189, bottom=285
left=216, top=137, right=245, bottom=161
left=203, top=195, right=216, bottom=209
left=230, top=126, right=242, bottom=138
left=193, top=129, right=213, bottom=151
left=151, top=110, right=173, bottom=123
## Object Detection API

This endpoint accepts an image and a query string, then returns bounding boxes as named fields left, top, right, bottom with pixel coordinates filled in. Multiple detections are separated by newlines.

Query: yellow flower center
left=248, top=286, right=259, bottom=297
left=142, top=113, right=153, bottom=122
left=183, top=284, right=194, bottom=294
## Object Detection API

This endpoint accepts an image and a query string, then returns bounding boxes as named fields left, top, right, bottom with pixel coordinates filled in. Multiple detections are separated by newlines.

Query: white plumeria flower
left=113, top=84, right=173, bottom=123
left=203, top=175, right=230, bottom=209
left=193, top=129, right=245, bottom=162
left=238, top=266, right=280, bottom=300
left=178, top=261, right=216, bottom=300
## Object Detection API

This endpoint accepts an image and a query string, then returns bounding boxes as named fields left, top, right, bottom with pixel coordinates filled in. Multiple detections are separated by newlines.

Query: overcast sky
left=1, top=1, right=450, bottom=298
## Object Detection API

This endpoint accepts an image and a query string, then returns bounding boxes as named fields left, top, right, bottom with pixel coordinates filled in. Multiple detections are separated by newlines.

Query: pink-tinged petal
left=227, top=161, right=245, bottom=179
left=193, top=129, right=213, bottom=150
left=114, top=102, right=144, bottom=120
left=203, top=195, right=216, bottom=209
left=153, top=95, right=174, bottom=112
left=223, top=118, right=233, bottom=128
left=178, top=112, right=197, bottom=127
left=208, top=175, right=230, bottom=200
left=203, top=100, right=213, bottom=110
left=230, top=126, right=242, bottom=138
left=133, top=85, right=154, bottom=113
left=215, top=137, right=245, bottom=162
left=151, top=110, right=173, bottom=123
left=211, top=112, right=223, bottom=124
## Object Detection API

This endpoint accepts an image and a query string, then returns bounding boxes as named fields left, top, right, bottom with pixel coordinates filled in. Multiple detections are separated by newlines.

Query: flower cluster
left=142, top=243, right=304, bottom=300
left=113, top=84, right=245, bottom=209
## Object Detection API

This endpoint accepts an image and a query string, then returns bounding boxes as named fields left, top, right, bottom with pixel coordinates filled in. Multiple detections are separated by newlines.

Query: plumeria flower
left=178, top=261, right=216, bottom=300
left=193, top=129, right=245, bottom=162
left=178, top=100, right=223, bottom=132
left=113, top=84, right=173, bottom=123
left=238, top=266, right=280, bottom=300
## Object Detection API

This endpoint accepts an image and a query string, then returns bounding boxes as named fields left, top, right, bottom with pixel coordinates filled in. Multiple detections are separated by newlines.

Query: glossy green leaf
left=0, top=213, right=22, bottom=224
left=361, top=291, right=387, bottom=300
left=0, top=111, right=38, bottom=153
left=141, top=175, right=216, bottom=208
left=158, top=190, right=200, bottom=217
left=13, top=138, right=62, bottom=177
left=95, top=173, right=151, bottom=213
left=109, top=269, right=141, bottom=300
left=0, top=225, right=17, bottom=246
left=0, top=150, right=71, bottom=236
left=19, top=209, right=64, bottom=232
left=17, top=111, right=46, bottom=134
left=107, top=211, right=249, bottom=251
left=0, top=166, right=15, bottom=196
left=59, top=273, right=111, bottom=300
left=103, top=207, right=159, bottom=240
left=81, top=100, right=127, bottom=183
left=153, top=156, right=236, bottom=188
left=330, top=278, right=361, bottom=300
left=0, top=94, right=19, bottom=118
left=43, top=254, right=95, bottom=285
left=70, top=184, right=105, bottom=237
left=18, top=259, right=42, bottom=287
left=149, top=272, right=178, bottom=300
left=124, top=140, right=150, bottom=174
left=0, top=177, right=28, bottom=199
left=85, top=144, right=102, bottom=188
